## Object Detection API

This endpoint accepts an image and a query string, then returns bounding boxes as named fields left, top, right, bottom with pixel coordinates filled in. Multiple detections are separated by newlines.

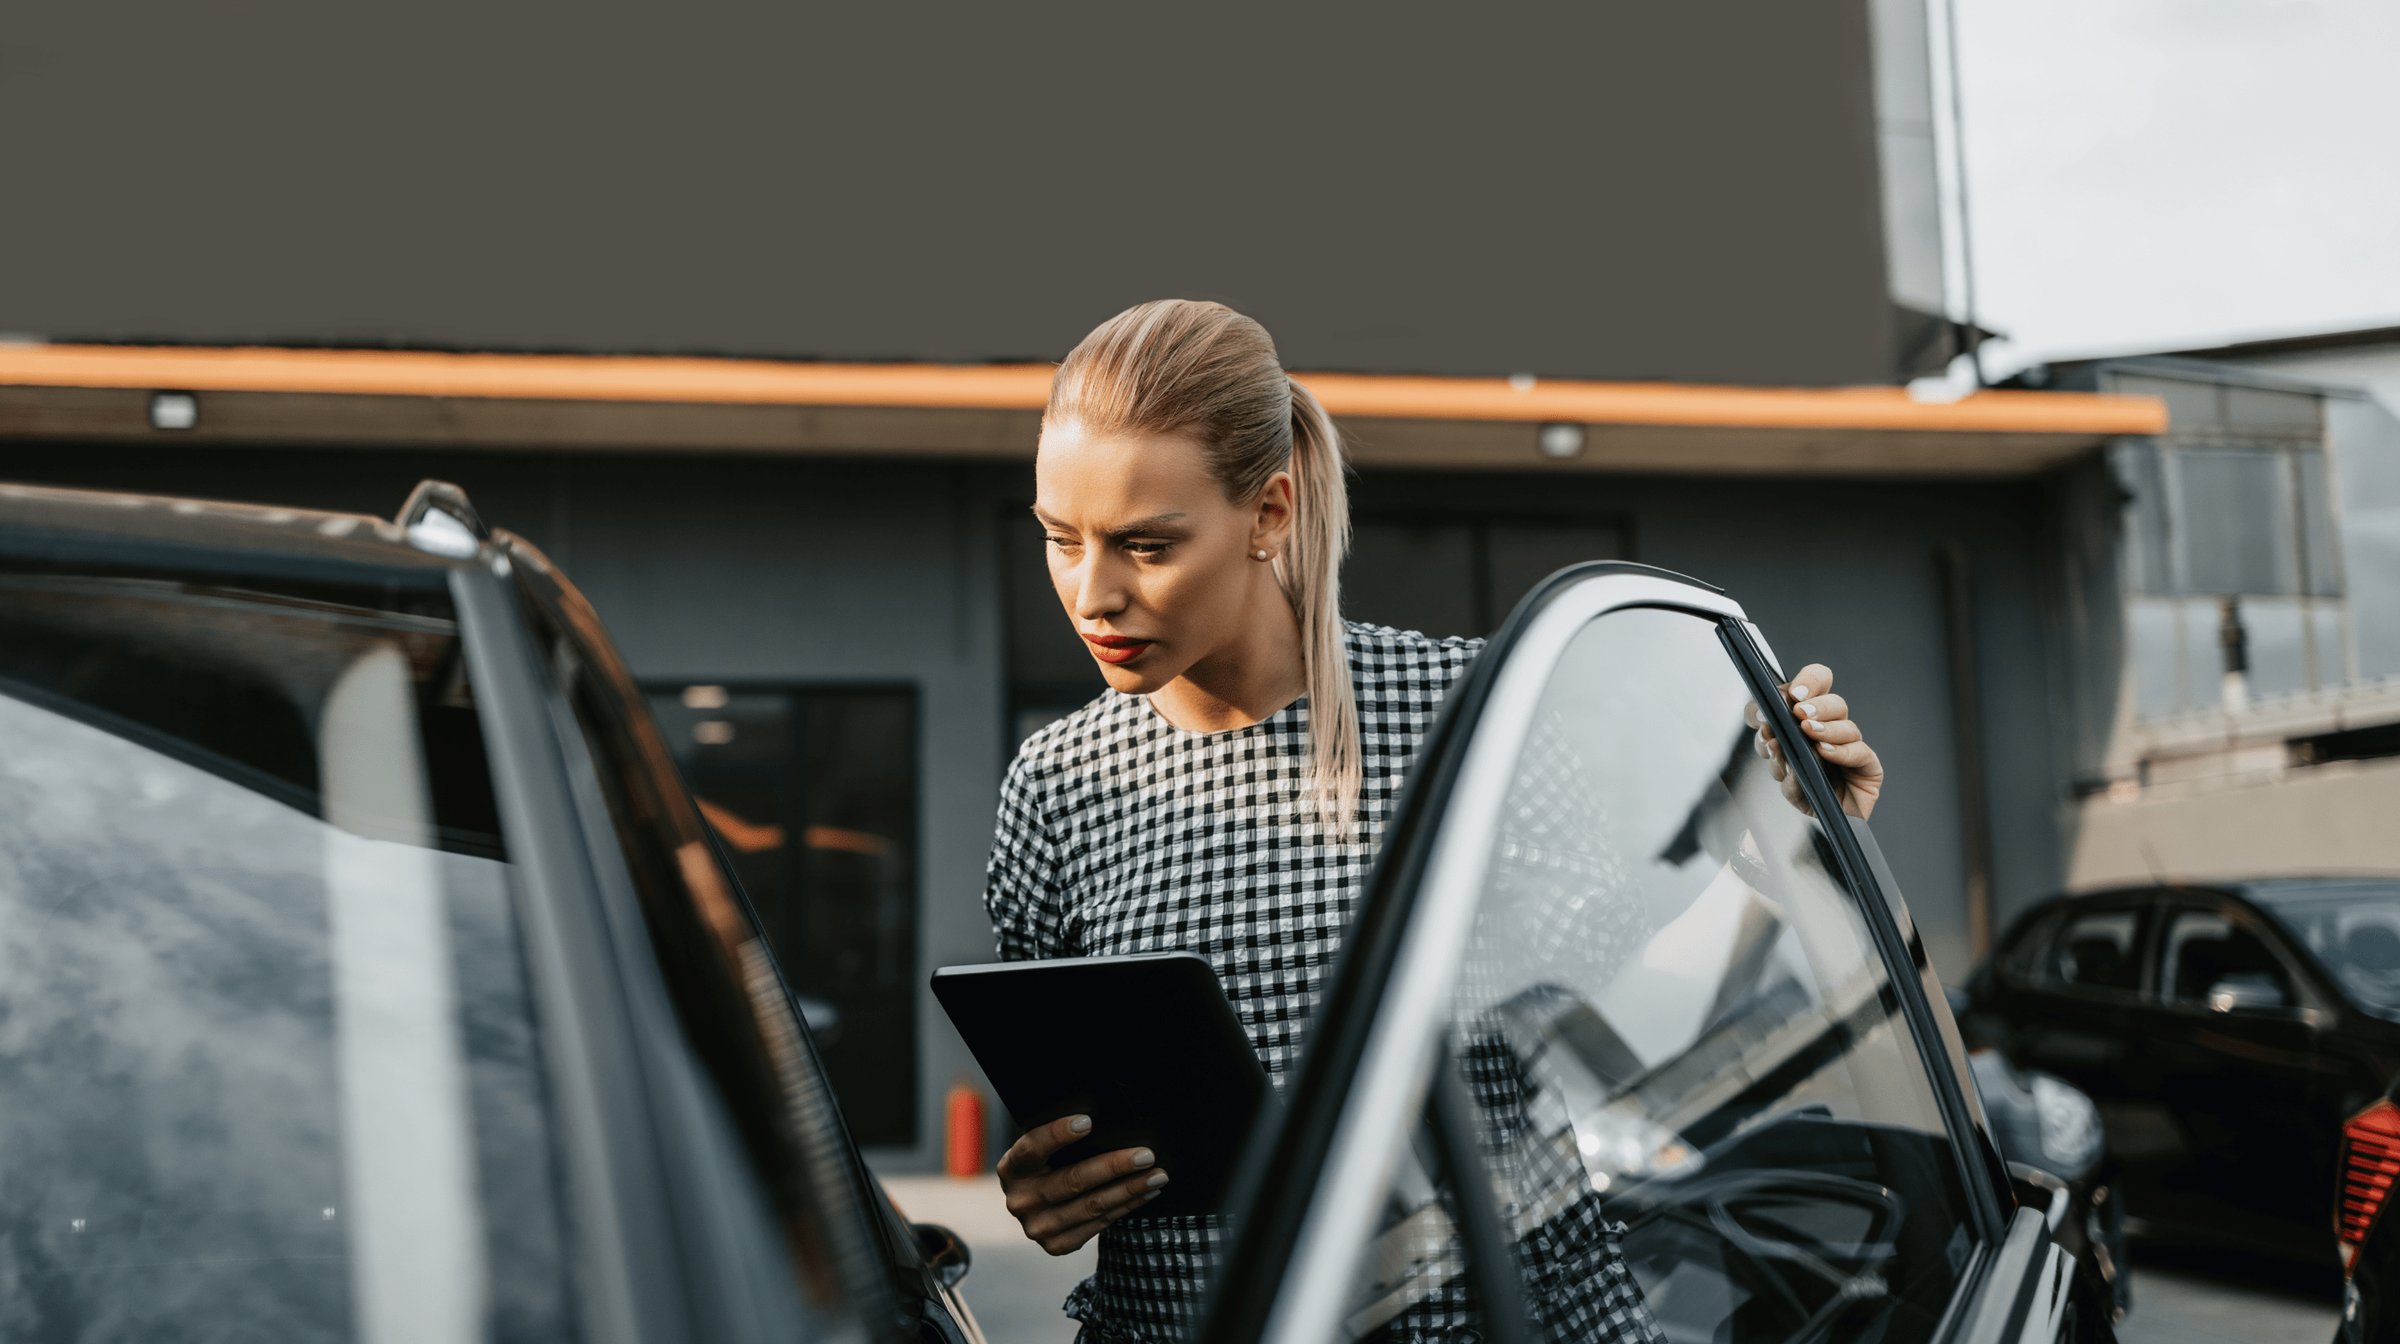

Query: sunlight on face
left=1033, top=422, right=1264, bottom=695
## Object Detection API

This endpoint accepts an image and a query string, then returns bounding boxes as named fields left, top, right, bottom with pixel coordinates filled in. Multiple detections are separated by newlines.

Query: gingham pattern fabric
left=985, top=622, right=1663, bottom=1343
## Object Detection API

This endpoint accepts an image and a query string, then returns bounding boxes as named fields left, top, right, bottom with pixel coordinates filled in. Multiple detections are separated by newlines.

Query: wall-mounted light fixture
left=1537, top=422, right=1586, bottom=460
left=148, top=391, right=199, bottom=431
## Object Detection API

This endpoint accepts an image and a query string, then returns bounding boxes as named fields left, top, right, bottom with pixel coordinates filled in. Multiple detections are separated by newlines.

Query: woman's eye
left=1124, top=540, right=1171, bottom=558
left=1042, top=534, right=1077, bottom=550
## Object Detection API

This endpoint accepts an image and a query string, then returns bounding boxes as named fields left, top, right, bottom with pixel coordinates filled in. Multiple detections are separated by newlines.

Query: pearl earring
left=1254, top=549, right=1270, bottom=561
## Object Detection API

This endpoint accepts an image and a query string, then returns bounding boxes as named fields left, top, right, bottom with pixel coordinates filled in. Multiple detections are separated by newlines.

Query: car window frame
left=493, top=539, right=908, bottom=1343
left=2023, top=896, right=2159, bottom=1006
left=2148, top=890, right=2330, bottom=1023
left=1199, top=563, right=2027, bottom=1344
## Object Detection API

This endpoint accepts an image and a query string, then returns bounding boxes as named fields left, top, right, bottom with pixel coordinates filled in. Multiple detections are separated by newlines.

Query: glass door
left=1204, top=563, right=2058, bottom=1344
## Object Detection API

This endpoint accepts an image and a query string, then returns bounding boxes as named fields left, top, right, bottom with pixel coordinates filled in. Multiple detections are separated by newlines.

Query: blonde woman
left=982, top=300, right=1886, bottom=1342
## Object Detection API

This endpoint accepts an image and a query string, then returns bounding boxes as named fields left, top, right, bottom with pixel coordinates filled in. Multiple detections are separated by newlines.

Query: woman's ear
left=1251, top=471, right=1296, bottom=559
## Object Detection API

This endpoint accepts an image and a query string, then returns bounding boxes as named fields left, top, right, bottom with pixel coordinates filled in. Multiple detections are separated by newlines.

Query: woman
left=983, top=299, right=1886, bottom=1342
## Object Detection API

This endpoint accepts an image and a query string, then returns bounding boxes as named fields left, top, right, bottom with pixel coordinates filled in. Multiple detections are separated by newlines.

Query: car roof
left=0, top=479, right=477, bottom=595
left=2230, top=876, right=2400, bottom=904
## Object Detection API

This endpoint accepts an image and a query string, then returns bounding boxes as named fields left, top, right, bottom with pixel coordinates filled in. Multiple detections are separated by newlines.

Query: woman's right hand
left=997, top=1114, right=1170, bottom=1254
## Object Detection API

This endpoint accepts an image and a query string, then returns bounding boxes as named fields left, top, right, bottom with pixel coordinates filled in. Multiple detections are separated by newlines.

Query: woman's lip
left=1083, top=635, right=1153, bottom=665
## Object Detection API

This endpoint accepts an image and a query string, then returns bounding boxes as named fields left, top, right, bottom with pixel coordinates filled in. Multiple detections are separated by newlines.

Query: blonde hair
left=1047, top=299, right=1360, bottom=835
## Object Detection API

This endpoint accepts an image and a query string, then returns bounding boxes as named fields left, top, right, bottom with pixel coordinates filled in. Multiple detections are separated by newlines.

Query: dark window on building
left=648, top=685, right=920, bottom=1147
left=1348, top=516, right=1632, bottom=637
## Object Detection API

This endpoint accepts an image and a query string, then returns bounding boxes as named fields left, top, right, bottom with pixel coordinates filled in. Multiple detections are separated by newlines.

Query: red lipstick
left=1082, top=633, right=1154, bottom=666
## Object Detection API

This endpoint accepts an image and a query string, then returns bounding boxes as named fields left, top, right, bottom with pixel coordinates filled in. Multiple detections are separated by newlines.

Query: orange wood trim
left=0, top=343, right=2169, bottom=436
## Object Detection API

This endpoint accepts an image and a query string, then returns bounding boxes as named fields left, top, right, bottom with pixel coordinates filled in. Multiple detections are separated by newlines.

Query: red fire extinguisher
left=945, top=1080, right=987, bottom=1178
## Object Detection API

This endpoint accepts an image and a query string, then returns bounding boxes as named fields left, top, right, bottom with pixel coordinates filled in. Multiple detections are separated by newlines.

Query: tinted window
left=2038, top=910, right=2144, bottom=994
left=2159, top=911, right=2294, bottom=1011
left=2260, top=888, right=2400, bottom=1021
left=0, top=574, right=572, bottom=1342
left=1354, top=607, right=1978, bottom=1342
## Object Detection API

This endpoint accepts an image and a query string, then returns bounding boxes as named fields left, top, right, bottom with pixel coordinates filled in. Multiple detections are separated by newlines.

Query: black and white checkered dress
left=985, top=621, right=1659, bottom=1344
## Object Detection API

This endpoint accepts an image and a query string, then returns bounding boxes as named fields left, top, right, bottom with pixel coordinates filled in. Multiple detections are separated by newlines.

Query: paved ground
left=878, top=1172, right=2347, bottom=1343
left=2115, top=1242, right=2340, bottom=1344
left=880, top=1173, right=1091, bottom=1344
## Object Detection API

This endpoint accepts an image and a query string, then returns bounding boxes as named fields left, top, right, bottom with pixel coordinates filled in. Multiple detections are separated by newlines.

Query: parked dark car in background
left=0, top=480, right=983, bottom=1344
left=1972, top=878, right=2400, bottom=1267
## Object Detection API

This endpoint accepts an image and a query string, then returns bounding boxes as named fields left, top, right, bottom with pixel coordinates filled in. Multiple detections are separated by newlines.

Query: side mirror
left=912, top=1221, right=972, bottom=1289
left=2205, top=971, right=2291, bottom=1014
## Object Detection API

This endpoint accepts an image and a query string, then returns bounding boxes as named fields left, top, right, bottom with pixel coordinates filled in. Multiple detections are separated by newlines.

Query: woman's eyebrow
left=1029, top=507, right=1189, bottom=535
left=1109, top=512, right=1188, bottom=536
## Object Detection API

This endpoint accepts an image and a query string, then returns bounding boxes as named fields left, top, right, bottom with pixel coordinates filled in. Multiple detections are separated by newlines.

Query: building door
left=648, top=684, right=921, bottom=1146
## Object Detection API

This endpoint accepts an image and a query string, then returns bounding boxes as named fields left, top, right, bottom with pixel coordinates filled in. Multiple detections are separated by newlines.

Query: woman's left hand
left=1746, top=662, right=1885, bottom=821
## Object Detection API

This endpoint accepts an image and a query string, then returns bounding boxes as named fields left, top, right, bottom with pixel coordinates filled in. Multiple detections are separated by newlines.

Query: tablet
left=932, top=952, right=1272, bottom=1220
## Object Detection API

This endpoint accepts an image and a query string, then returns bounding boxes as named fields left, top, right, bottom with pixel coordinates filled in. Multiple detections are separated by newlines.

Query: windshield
left=2257, top=885, right=2400, bottom=1021
left=0, top=573, right=574, bottom=1342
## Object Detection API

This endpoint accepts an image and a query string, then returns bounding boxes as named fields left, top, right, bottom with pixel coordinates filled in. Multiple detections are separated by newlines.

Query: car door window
left=2158, top=910, right=2296, bottom=1012
left=2038, top=910, right=2145, bottom=996
left=0, top=572, right=574, bottom=1343
left=1215, top=581, right=1994, bottom=1344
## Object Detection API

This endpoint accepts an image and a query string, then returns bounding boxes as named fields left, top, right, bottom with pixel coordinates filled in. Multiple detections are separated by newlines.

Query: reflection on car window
left=2159, top=911, right=2293, bottom=1011
left=0, top=575, right=573, bottom=1343
left=2262, top=890, right=2400, bottom=1021
left=1350, top=607, right=1976, bottom=1344
left=515, top=560, right=892, bottom=1337
left=2040, top=911, right=2144, bottom=994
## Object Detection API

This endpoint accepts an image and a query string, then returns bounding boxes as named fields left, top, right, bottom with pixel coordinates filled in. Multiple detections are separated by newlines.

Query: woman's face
left=1033, top=421, right=1290, bottom=695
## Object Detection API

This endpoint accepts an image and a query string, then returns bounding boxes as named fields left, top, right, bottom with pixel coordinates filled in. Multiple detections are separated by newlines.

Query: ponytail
left=1047, top=299, right=1364, bottom=837
left=1282, top=377, right=1361, bottom=838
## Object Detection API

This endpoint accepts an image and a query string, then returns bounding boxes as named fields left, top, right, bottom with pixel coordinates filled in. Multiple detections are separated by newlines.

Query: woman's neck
left=1150, top=597, right=1308, bottom=733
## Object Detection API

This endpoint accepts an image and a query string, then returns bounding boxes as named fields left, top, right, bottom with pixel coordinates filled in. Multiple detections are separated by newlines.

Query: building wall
left=0, top=442, right=2069, bottom=1168
left=2, top=0, right=1942, bottom=385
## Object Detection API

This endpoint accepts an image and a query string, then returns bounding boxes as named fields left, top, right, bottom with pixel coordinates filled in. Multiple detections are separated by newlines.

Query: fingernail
left=1068, top=1116, right=1092, bottom=1134
left=1146, top=1171, right=1170, bottom=1188
left=1131, top=1148, right=1156, bottom=1168
left=1796, top=702, right=1816, bottom=719
left=1789, top=682, right=1810, bottom=700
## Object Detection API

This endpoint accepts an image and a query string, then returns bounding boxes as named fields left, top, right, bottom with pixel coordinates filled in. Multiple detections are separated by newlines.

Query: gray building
left=0, top=0, right=2214, bottom=1170
left=2021, top=332, right=2400, bottom=895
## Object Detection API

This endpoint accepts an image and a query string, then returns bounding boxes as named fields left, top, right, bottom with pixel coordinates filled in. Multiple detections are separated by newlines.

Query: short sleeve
left=983, top=750, right=1071, bottom=961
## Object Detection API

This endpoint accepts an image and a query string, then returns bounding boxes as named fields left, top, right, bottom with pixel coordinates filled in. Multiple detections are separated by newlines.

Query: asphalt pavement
left=2115, top=1241, right=2341, bottom=1344
left=877, top=1171, right=2347, bottom=1344
left=880, top=1172, right=1092, bottom=1344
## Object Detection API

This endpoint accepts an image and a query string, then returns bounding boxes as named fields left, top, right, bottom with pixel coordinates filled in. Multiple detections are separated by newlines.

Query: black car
left=1975, top=877, right=2400, bottom=1261
left=0, top=480, right=984, bottom=1344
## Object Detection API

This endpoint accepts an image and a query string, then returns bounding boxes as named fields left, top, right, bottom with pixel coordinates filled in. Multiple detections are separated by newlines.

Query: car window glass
left=2259, top=890, right=2400, bottom=1022
left=1349, top=606, right=1979, bottom=1343
left=2002, top=911, right=2063, bottom=982
left=514, top=560, right=893, bottom=1337
left=2159, top=911, right=2295, bottom=1011
left=0, top=574, right=574, bottom=1343
left=2039, top=910, right=2143, bottom=994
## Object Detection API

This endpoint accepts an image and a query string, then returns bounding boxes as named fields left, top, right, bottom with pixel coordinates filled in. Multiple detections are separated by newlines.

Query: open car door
left=1200, top=564, right=2081, bottom=1344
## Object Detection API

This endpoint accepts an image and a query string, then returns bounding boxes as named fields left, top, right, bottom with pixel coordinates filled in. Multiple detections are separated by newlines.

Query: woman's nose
left=1071, top=553, right=1128, bottom=620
